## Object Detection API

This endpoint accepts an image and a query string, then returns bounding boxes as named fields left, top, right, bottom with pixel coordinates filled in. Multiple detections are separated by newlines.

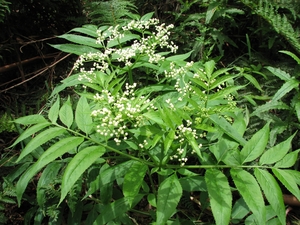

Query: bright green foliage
left=8, top=13, right=300, bottom=224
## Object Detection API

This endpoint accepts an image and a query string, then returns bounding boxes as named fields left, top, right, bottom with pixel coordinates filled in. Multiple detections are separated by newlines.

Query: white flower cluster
left=74, top=17, right=178, bottom=81
left=91, top=83, right=149, bottom=145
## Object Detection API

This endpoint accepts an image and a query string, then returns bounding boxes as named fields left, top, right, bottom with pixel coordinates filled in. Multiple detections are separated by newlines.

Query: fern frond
left=241, top=0, right=300, bottom=54
left=85, top=0, right=137, bottom=26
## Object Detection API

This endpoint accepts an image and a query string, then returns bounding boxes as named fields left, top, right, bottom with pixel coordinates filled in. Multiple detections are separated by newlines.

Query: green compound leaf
left=75, top=96, right=93, bottom=134
left=156, top=174, right=182, bottom=225
left=123, top=161, right=147, bottom=205
left=59, top=96, right=73, bottom=128
left=205, top=169, right=232, bottom=225
left=60, top=145, right=106, bottom=204
left=16, top=127, right=66, bottom=162
left=273, top=168, right=300, bottom=200
left=204, top=60, right=215, bottom=78
left=254, top=169, right=285, bottom=225
left=69, top=25, right=99, bottom=38
left=260, top=133, right=295, bottom=165
left=240, top=122, right=269, bottom=164
left=231, top=168, right=266, bottom=224
left=16, top=137, right=84, bottom=206
left=48, top=97, right=60, bottom=124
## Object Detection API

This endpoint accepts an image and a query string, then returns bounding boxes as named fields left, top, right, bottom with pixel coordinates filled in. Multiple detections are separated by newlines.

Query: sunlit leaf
left=14, top=114, right=47, bottom=125
left=48, top=97, right=60, bottom=124
left=254, top=168, right=285, bottom=225
left=75, top=96, right=93, bottom=134
left=231, top=168, right=266, bottom=224
left=274, top=150, right=300, bottom=168
left=273, top=168, right=300, bottom=200
left=272, top=79, right=299, bottom=102
left=59, top=96, right=73, bottom=128
left=240, top=122, right=269, bottom=164
left=259, top=133, right=295, bottom=165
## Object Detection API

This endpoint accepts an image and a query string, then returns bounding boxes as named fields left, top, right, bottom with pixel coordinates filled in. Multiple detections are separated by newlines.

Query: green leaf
left=251, top=101, right=290, bottom=116
left=14, top=114, right=47, bottom=125
left=266, top=66, right=291, bottom=81
left=37, top=162, right=62, bottom=207
left=10, top=122, right=51, bottom=147
left=166, top=50, right=193, bottom=61
left=59, top=96, right=73, bottom=128
left=243, top=73, right=263, bottom=92
left=240, top=122, right=269, bottom=164
left=204, top=60, right=215, bottom=78
left=179, top=176, right=207, bottom=191
left=184, top=132, right=202, bottom=159
left=231, top=168, right=266, bottom=224
left=60, top=145, right=106, bottom=204
left=58, top=34, right=102, bottom=48
left=48, top=97, right=60, bottom=124
left=93, top=195, right=143, bottom=225
left=108, top=34, right=140, bottom=48
left=75, top=96, right=93, bottom=134
left=164, top=130, right=175, bottom=154
left=123, top=161, right=147, bottom=204
left=16, top=137, right=84, bottom=206
left=69, top=25, right=99, bottom=37
left=279, top=50, right=300, bottom=65
left=272, top=79, right=299, bottom=102
left=210, top=74, right=236, bottom=90
left=254, top=169, right=285, bottom=225
left=260, top=133, right=295, bottom=165
left=143, top=111, right=165, bottom=127
left=99, top=160, right=136, bottom=186
left=273, top=168, right=300, bottom=200
left=140, top=12, right=153, bottom=21
left=50, top=43, right=99, bottom=55
left=209, top=114, right=247, bottom=146
left=16, top=127, right=66, bottom=162
left=205, top=169, right=232, bottom=225
left=274, top=149, right=300, bottom=168
left=156, top=174, right=182, bottom=224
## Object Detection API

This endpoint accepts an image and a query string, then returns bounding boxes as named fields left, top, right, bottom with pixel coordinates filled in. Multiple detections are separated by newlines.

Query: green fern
left=241, top=0, right=300, bottom=54
left=0, top=0, right=10, bottom=23
left=85, top=0, right=137, bottom=26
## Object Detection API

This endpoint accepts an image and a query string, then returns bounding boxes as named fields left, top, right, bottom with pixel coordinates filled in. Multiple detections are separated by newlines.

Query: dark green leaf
left=179, top=176, right=207, bottom=191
